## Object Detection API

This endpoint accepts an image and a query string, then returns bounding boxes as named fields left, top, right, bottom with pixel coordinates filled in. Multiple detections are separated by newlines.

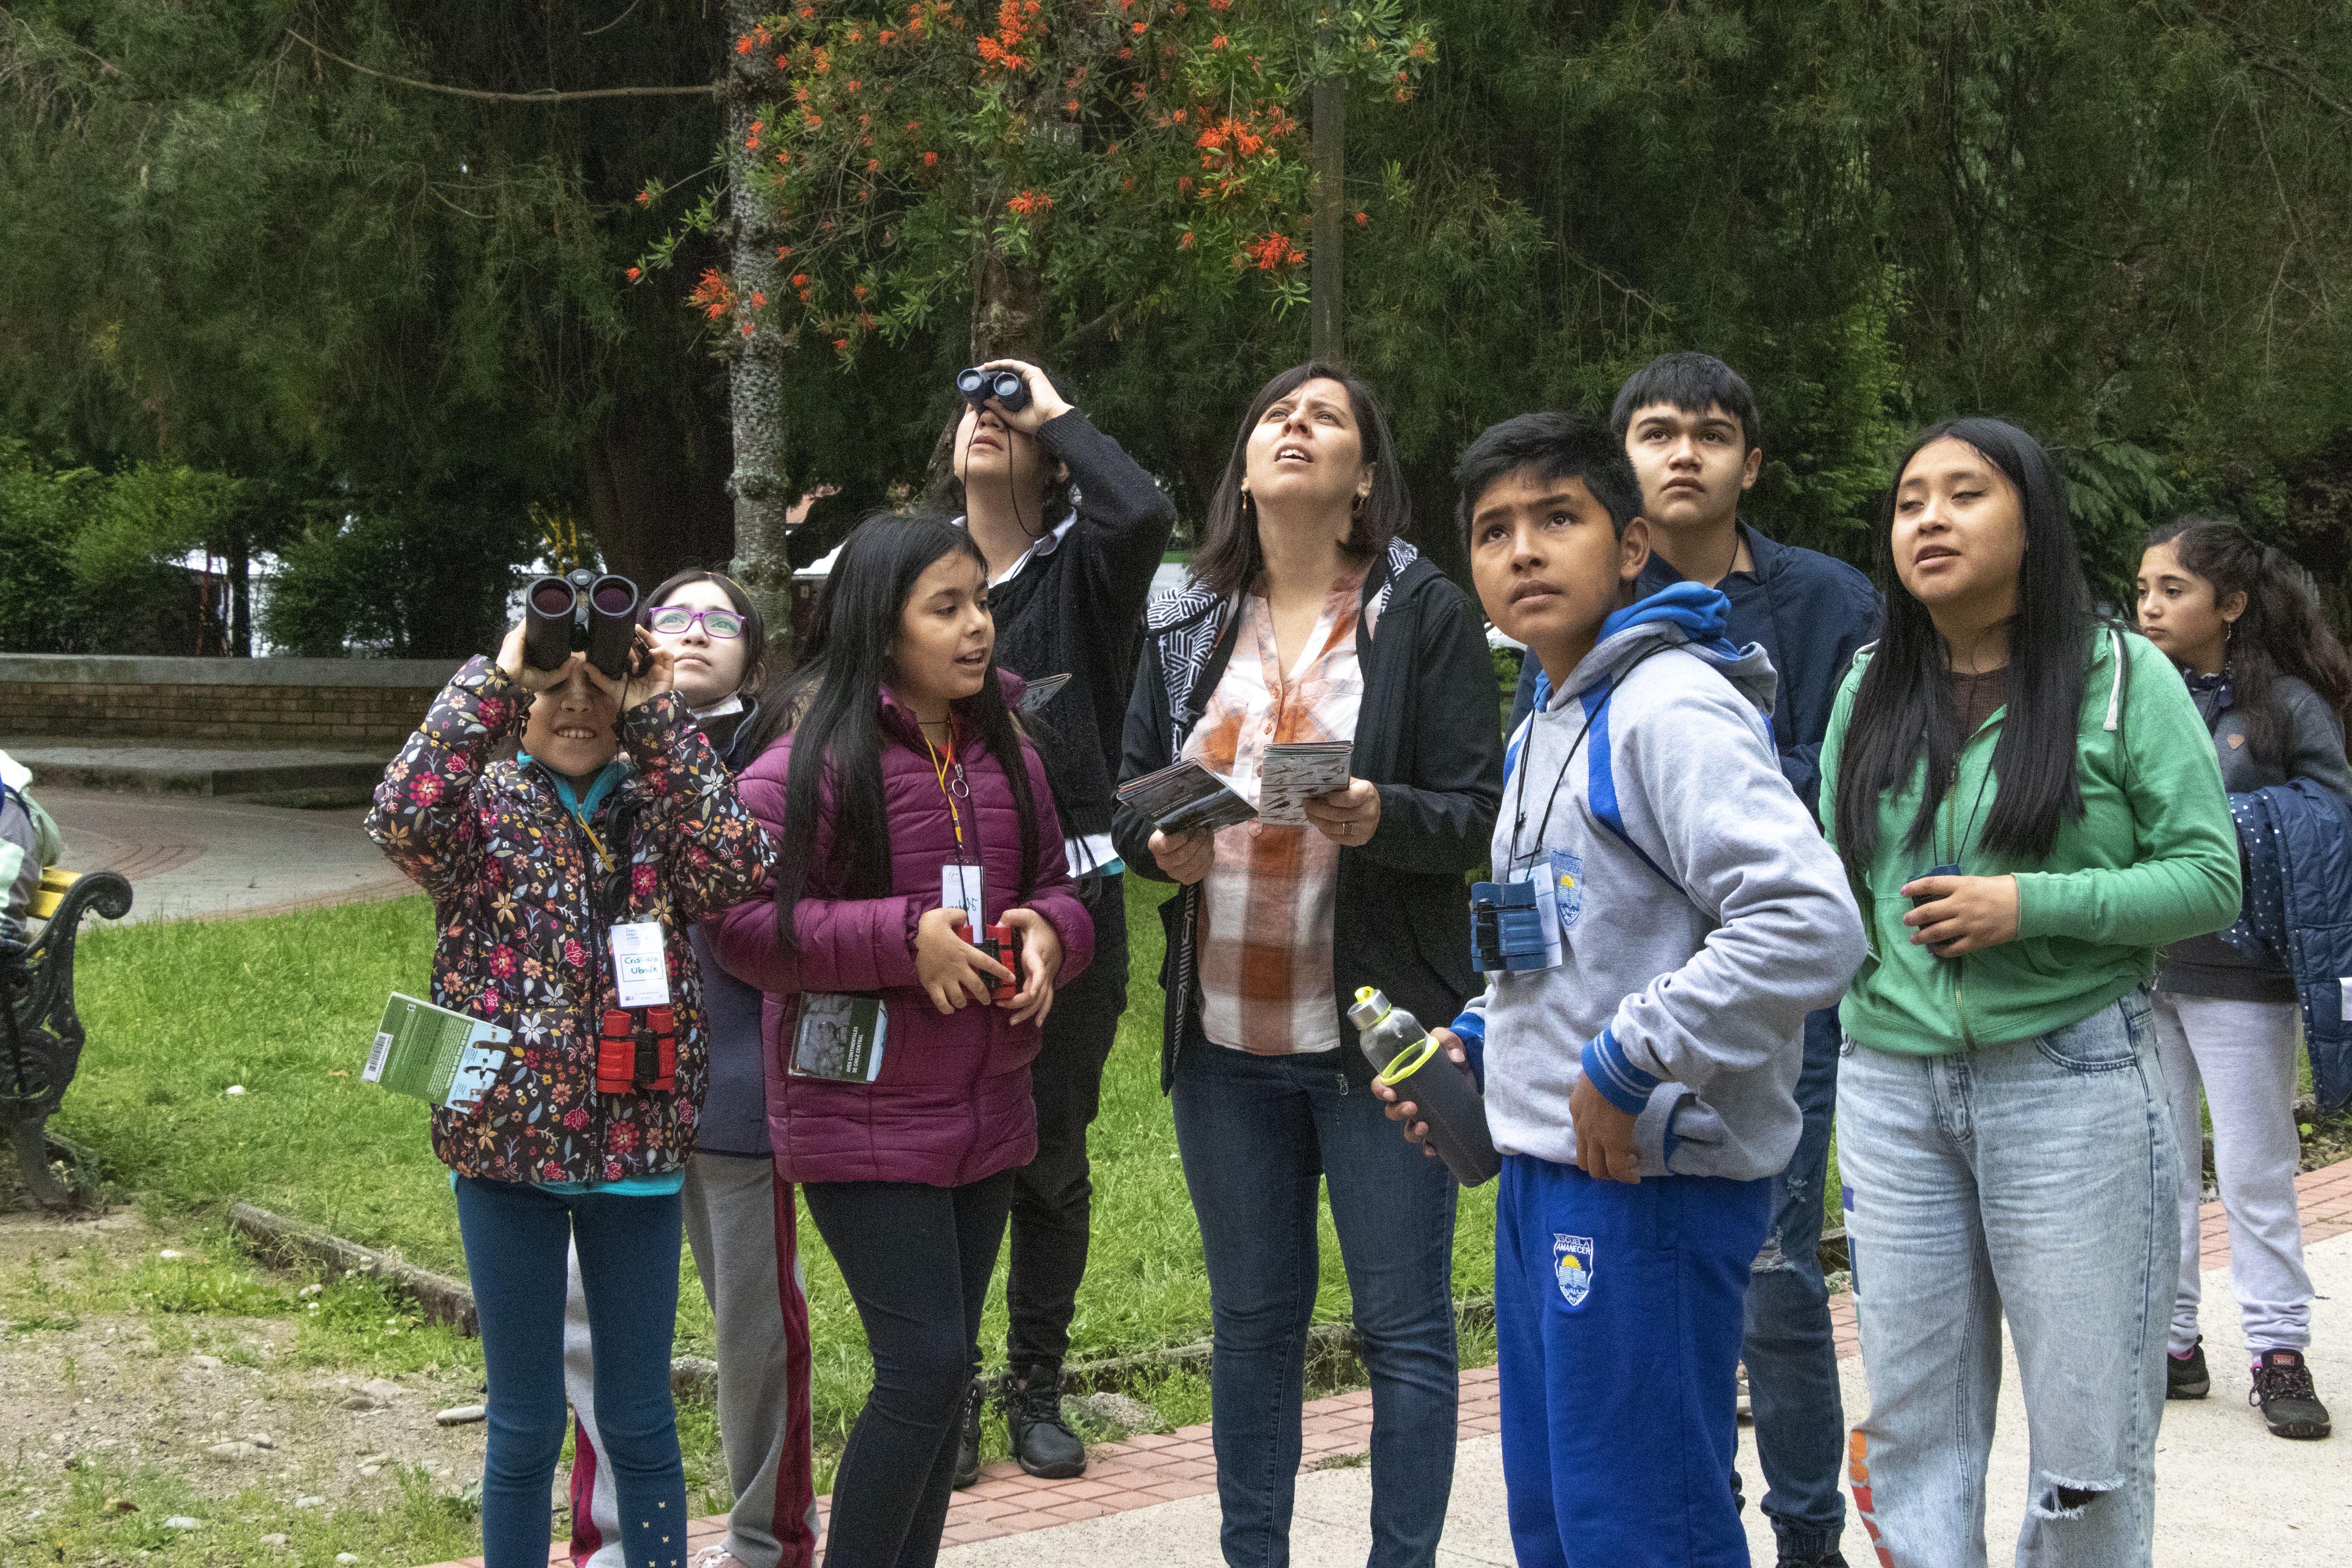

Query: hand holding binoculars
left=524, top=569, right=644, bottom=681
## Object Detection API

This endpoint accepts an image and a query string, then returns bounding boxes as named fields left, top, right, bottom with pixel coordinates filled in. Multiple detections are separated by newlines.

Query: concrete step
left=2, top=739, right=385, bottom=799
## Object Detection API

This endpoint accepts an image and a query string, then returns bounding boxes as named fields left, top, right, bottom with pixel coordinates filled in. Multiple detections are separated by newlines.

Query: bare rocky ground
left=0, top=1162, right=501, bottom=1567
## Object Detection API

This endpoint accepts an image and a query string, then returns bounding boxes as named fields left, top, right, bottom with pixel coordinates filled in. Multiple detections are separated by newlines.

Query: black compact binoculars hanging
left=956, top=366, right=1030, bottom=413
left=524, top=569, right=642, bottom=679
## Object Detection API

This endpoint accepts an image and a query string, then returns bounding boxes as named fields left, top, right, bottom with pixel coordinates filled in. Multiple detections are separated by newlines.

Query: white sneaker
left=694, top=1547, right=747, bottom=1568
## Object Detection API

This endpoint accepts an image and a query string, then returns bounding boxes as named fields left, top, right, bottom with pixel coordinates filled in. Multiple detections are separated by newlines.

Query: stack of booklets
left=1118, top=742, right=1356, bottom=834
left=1255, top=741, right=1354, bottom=827
left=365, top=993, right=511, bottom=1113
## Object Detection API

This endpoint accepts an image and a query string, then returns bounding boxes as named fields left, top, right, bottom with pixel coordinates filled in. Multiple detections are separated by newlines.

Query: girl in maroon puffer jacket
left=713, top=511, right=1093, bottom=1568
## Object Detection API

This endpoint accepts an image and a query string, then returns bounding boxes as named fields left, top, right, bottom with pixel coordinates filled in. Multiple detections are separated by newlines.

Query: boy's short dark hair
left=1455, top=411, right=1645, bottom=548
left=1609, top=352, right=1761, bottom=453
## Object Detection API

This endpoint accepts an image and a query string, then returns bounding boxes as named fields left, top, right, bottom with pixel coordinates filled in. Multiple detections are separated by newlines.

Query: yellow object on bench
left=32, top=867, right=80, bottom=922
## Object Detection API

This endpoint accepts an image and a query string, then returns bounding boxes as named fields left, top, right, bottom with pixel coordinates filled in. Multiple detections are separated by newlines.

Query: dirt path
left=0, top=1170, right=499, bottom=1565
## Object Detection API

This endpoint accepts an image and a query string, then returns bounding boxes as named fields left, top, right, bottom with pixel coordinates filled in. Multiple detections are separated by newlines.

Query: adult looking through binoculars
left=922, top=358, right=1179, bottom=1484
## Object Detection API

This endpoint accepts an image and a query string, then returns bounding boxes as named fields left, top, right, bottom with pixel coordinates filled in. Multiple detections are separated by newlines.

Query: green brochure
left=366, top=993, right=512, bottom=1112
left=790, top=994, right=888, bottom=1083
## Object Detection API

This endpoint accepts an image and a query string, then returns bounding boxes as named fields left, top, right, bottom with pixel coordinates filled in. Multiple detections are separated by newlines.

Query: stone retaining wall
left=0, top=654, right=462, bottom=749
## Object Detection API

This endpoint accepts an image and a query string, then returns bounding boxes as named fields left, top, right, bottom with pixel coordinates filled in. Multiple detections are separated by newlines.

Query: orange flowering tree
left=637, top=0, right=1432, bottom=361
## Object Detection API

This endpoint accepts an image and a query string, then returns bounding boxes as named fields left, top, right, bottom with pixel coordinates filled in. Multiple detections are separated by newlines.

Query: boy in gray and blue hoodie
left=1385, top=413, right=1865, bottom=1568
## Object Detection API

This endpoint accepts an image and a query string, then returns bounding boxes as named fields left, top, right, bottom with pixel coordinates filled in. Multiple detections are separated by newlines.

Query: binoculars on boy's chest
left=525, top=569, right=643, bottom=680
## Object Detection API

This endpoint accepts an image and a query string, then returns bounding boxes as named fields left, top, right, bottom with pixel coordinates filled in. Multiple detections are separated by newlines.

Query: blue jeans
left=1837, top=991, right=2177, bottom=1568
left=1497, top=1154, right=1771, bottom=1568
left=1742, top=1005, right=1847, bottom=1560
left=1171, top=1044, right=1460, bottom=1568
left=456, top=1177, right=687, bottom=1568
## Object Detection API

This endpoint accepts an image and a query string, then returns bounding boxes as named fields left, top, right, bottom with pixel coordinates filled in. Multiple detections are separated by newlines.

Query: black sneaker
left=1004, top=1363, right=1087, bottom=1479
left=952, top=1376, right=986, bottom=1489
left=2250, top=1349, right=2332, bottom=1439
left=2167, top=1339, right=2210, bottom=1400
left=1778, top=1552, right=1848, bottom=1568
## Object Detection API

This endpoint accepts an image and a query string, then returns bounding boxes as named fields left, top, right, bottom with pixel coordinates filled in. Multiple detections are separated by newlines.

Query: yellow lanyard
left=568, top=811, right=613, bottom=875
left=923, top=730, right=969, bottom=858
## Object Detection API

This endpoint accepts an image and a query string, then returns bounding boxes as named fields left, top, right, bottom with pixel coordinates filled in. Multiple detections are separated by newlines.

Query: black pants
left=802, top=1172, right=1015, bottom=1568
left=1004, top=871, right=1127, bottom=1373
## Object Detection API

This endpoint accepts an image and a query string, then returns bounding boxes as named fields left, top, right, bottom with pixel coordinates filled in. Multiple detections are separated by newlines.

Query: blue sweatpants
left=1496, top=1153, right=1771, bottom=1568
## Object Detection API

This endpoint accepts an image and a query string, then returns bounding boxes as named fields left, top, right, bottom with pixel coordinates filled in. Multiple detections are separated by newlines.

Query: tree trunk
left=722, top=0, right=795, bottom=663
left=971, top=217, right=1046, bottom=363
left=229, top=535, right=251, bottom=657
left=1310, top=75, right=1344, bottom=361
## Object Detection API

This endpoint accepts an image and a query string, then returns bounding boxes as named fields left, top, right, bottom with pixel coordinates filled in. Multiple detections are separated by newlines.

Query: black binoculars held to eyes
left=956, top=366, right=1031, bottom=413
left=524, top=569, right=642, bottom=680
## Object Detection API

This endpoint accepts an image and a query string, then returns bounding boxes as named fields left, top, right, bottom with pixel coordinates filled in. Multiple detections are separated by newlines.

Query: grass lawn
left=55, top=877, right=1510, bottom=1488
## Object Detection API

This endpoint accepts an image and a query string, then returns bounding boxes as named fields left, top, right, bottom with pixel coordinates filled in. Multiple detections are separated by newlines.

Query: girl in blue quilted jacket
left=2136, top=518, right=2350, bottom=1441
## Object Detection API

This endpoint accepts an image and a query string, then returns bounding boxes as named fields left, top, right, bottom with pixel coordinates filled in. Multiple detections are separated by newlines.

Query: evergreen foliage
left=3, top=1, right=2349, bottom=652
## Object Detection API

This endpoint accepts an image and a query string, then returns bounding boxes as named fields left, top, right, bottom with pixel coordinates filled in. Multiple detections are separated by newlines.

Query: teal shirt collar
left=519, top=753, right=629, bottom=819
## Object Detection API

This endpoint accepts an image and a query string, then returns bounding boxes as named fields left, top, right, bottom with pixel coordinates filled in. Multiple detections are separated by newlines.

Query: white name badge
left=942, top=864, right=985, bottom=923
left=610, top=922, right=671, bottom=1008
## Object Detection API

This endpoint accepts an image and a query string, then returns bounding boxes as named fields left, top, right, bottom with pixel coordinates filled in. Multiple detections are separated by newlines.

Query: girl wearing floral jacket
left=367, top=621, right=773, bottom=1568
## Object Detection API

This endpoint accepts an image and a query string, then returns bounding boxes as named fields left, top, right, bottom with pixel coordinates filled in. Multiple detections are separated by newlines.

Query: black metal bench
left=3, top=868, right=133, bottom=1207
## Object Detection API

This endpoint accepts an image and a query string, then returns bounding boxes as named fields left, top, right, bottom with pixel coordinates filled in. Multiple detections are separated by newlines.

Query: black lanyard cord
left=1507, top=645, right=1669, bottom=874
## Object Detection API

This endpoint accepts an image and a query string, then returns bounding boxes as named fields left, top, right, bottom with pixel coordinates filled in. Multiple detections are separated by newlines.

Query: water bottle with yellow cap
left=1348, top=986, right=1500, bottom=1186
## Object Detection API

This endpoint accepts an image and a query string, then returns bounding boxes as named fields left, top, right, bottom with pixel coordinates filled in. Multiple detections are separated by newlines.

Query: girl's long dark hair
left=2144, top=516, right=2352, bottom=765
left=1190, top=361, right=1411, bottom=603
left=767, top=511, right=1040, bottom=949
left=1835, top=417, right=2095, bottom=878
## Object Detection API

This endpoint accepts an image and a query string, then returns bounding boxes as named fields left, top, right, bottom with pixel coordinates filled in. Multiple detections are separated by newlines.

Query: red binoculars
left=964, top=923, right=1022, bottom=1004
left=597, top=1006, right=677, bottom=1096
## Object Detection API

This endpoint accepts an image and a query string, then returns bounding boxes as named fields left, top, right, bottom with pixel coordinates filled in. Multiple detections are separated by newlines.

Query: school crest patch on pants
left=1553, top=1233, right=1594, bottom=1308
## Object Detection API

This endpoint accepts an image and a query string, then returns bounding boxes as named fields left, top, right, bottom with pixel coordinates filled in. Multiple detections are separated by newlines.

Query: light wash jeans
left=2150, top=991, right=2315, bottom=1355
left=1837, top=990, right=2177, bottom=1568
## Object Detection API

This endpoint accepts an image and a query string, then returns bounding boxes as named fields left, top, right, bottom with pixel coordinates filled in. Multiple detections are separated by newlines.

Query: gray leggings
left=2151, top=990, right=2315, bottom=1355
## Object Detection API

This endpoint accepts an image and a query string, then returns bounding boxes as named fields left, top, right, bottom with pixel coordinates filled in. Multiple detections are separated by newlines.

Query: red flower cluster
left=688, top=269, right=738, bottom=321
left=1246, top=232, right=1305, bottom=271
left=977, top=0, right=1042, bottom=73
left=1006, top=189, right=1054, bottom=217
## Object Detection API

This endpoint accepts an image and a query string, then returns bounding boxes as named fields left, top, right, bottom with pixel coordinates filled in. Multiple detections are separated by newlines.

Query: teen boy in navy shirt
left=1400, top=411, right=1865, bottom=1567
left=1508, top=355, right=1879, bottom=1568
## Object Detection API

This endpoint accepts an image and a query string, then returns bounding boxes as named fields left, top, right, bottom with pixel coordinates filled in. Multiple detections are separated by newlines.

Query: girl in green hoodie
left=1817, top=418, right=2239, bottom=1568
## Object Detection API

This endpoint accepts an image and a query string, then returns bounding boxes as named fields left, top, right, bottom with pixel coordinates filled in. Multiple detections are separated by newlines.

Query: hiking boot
left=952, top=1376, right=986, bottom=1489
left=1004, top=1363, right=1087, bottom=1479
left=2166, top=1339, right=2210, bottom=1400
left=2250, top=1349, right=2331, bottom=1439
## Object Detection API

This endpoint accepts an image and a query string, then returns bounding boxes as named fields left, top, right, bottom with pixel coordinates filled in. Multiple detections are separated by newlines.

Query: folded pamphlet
left=1118, top=760, right=1258, bottom=836
left=1017, top=673, right=1074, bottom=714
left=366, top=993, right=511, bottom=1113
left=791, top=993, right=888, bottom=1083
left=1256, top=742, right=1354, bottom=827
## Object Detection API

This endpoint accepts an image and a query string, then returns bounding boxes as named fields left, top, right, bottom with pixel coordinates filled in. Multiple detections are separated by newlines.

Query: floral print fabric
left=365, top=656, right=774, bottom=1185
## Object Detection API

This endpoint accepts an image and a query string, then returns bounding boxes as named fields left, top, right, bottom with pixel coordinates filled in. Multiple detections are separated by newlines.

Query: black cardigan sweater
left=1113, top=549, right=1504, bottom=1090
left=988, top=411, right=1178, bottom=847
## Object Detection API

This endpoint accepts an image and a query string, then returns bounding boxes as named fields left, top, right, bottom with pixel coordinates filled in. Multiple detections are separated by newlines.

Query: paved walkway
left=35, top=786, right=412, bottom=924
left=415, top=1159, right=2352, bottom=1568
